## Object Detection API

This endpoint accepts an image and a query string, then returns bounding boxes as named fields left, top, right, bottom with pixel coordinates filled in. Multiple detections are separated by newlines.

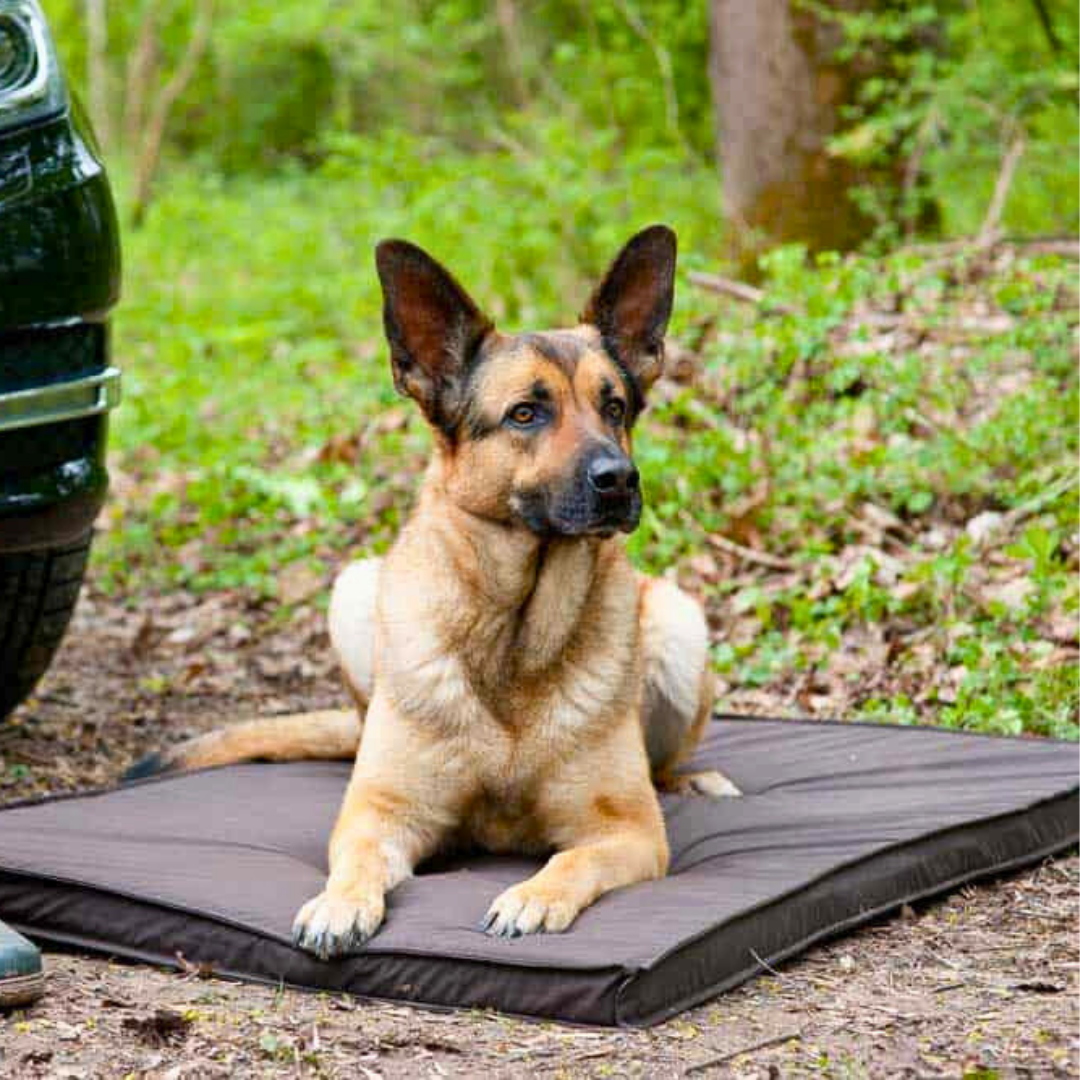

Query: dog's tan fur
left=132, top=226, right=737, bottom=956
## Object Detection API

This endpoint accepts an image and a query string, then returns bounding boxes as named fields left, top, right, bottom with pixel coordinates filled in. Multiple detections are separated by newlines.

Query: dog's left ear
left=581, top=225, right=676, bottom=403
left=375, top=239, right=493, bottom=435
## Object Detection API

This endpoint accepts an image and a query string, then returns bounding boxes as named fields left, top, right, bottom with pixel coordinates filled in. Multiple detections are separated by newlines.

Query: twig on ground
left=899, top=235, right=1078, bottom=260
left=707, top=534, right=795, bottom=572
left=685, top=1030, right=802, bottom=1074
left=1001, top=472, right=1078, bottom=530
left=749, top=947, right=789, bottom=979
left=688, top=271, right=798, bottom=316
left=970, top=471, right=1079, bottom=549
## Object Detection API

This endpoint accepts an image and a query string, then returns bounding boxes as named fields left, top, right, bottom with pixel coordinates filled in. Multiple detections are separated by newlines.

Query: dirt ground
left=0, top=588, right=1077, bottom=1078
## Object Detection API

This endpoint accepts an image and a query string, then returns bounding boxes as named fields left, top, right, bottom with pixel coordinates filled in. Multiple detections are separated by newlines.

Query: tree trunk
left=494, top=0, right=531, bottom=108
left=708, top=1, right=876, bottom=268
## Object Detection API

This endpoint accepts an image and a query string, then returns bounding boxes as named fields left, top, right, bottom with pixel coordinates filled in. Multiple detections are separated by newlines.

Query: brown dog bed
left=0, top=716, right=1075, bottom=1027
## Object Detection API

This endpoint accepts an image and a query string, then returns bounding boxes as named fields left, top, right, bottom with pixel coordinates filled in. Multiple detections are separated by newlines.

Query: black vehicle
left=0, top=0, right=121, bottom=718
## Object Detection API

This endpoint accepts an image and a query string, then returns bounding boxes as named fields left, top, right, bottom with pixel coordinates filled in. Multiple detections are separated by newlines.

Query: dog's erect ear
left=581, top=225, right=676, bottom=404
left=375, top=240, right=493, bottom=434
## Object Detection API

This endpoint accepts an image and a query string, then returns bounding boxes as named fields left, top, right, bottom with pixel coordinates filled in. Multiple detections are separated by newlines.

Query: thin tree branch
left=85, top=0, right=111, bottom=151
left=131, top=0, right=215, bottom=226
left=610, top=0, right=686, bottom=150
left=707, top=533, right=796, bottom=572
left=1030, top=0, right=1062, bottom=53
left=123, top=2, right=160, bottom=153
left=901, top=106, right=939, bottom=238
left=976, top=127, right=1027, bottom=251
left=1012, top=237, right=1079, bottom=258
left=494, top=0, right=531, bottom=108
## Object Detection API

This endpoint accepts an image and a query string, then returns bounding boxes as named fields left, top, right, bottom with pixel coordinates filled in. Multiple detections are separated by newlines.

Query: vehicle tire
left=0, top=534, right=91, bottom=719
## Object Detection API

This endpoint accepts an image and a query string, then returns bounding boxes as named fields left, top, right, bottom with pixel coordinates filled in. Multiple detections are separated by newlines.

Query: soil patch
left=1, top=589, right=1076, bottom=1078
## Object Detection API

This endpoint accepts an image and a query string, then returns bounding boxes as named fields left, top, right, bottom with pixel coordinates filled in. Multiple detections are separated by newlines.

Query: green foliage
left=94, top=156, right=1079, bottom=738
left=40, top=2, right=1077, bottom=739
left=819, top=0, right=1079, bottom=240
left=46, top=0, right=712, bottom=168
left=46, top=0, right=1078, bottom=241
left=95, top=139, right=721, bottom=596
left=630, top=245, right=1078, bottom=738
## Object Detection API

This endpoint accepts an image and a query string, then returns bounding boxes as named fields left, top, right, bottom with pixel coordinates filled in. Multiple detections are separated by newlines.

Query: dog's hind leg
left=328, top=557, right=382, bottom=708
left=638, top=576, right=740, bottom=798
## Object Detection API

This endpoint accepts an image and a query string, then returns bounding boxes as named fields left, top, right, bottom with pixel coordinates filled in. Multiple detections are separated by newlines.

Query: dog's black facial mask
left=514, top=440, right=643, bottom=538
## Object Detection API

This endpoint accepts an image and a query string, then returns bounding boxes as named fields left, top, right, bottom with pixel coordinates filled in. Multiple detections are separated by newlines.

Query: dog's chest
left=456, top=786, right=551, bottom=855
left=382, top=533, right=640, bottom=760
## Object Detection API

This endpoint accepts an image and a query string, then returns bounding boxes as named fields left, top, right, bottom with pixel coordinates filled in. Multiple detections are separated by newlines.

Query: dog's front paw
left=481, top=882, right=578, bottom=938
left=292, top=889, right=384, bottom=960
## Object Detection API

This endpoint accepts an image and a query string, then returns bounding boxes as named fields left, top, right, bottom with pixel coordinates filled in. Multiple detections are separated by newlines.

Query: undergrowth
left=95, top=159, right=1078, bottom=739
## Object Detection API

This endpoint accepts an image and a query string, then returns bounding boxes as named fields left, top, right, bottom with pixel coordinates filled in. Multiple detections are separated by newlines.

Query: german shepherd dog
left=129, top=225, right=738, bottom=958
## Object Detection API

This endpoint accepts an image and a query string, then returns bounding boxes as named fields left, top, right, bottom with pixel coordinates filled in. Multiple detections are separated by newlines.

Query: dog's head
left=375, top=226, right=676, bottom=538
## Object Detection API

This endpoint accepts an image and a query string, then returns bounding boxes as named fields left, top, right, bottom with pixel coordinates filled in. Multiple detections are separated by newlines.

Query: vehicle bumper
left=0, top=107, right=121, bottom=326
left=0, top=364, right=119, bottom=432
left=0, top=322, right=119, bottom=553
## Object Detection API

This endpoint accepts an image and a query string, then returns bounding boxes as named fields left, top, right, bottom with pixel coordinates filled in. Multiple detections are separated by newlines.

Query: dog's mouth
left=511, top=488, right=642, bottom=539
left=581, top=498, right=641, bottom=537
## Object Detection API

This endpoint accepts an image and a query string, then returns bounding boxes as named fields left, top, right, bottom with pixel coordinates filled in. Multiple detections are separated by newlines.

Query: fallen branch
left=707, top=533, right=795, bottom=572
left=1012, top=237, right=1080, bottom=259
left=685, top=1030, right=802, bottom=1074
left=969, top=472, right=1079, bottom=550
left=1001, top=472, right=1078, bottom=532
left=899, top=235, right=1078, bottom=260
left=687, top=271, right=798, bottom=316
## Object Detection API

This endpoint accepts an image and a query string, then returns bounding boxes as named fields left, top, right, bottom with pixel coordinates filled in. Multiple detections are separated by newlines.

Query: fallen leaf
left=122, top=1009, right=191, bottom=1046
left=981, top=576, right=1035, bottom=611
left=278, top=563, right=323, bottom=607
left=966, top=510, right=1004, bottom=545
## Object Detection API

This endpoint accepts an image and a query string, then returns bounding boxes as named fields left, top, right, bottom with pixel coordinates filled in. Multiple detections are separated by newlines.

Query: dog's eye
left=603, top=399, right=626, bottom=425
left=508, top=403, right=540, bottom=427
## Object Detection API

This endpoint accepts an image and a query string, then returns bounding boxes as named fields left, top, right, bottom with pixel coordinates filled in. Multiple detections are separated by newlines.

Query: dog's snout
left=587, top=454, right=639, bottom=497
left=519, top=445, right=643, bottom=537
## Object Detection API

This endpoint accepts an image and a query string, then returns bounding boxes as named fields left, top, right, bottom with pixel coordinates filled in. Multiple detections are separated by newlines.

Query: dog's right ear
left=375, top=240, right=493, bottom=434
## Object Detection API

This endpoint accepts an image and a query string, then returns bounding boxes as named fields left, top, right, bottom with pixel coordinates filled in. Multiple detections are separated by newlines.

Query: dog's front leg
left=482, top=825, right=668, bottom=937
left=292, top=787, right=422, bottom=959
left=483, top=727, right=669, bottom=937
left=293, top=696, right=456, bottom=959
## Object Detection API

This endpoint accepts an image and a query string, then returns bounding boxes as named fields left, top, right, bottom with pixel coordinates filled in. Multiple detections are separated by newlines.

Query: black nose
left=587, top=454, right=639, bottom=496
